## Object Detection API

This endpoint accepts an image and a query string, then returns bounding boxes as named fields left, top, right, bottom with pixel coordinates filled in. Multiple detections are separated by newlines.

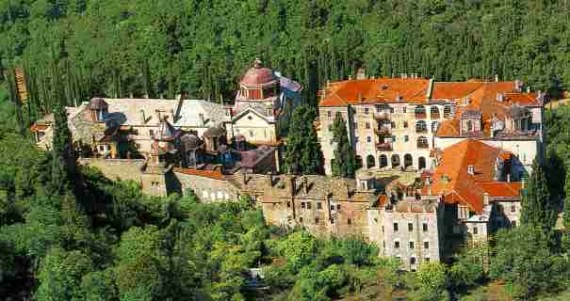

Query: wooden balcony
left=376, top=142, right=393, bottom=151
left=374, top=126, right=391, bottom=137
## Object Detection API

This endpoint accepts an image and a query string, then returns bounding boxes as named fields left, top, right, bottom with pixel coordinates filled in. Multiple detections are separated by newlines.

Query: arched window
left=391, top=155, right=400, bottom=168
left=467, top=120, right=474, bottom=132
left=418, top=157, right=426, bottom=170
left=430, top=106, right=440, bottom=119
left=415, top=105, right=426, bottom=118
left=443, top=105, right=452, bottom=118
left=416, top=120, right=427, bottom=133
left=404, top=154, right=413, bottom=168
left=366, top=155, right=376, bottom=168
left=379, top=155, right=388, bottom=168
left=431, top=121, right=440, bottom=133
left=417, top=136, right=428, bottom=148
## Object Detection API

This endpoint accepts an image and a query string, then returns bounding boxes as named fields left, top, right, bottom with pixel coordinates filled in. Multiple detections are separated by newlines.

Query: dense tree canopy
left=284, top=104, right=323, bottom=175
left=331, top=112, right=356, bottom=178
left=1, top=0, right=570, bottom=119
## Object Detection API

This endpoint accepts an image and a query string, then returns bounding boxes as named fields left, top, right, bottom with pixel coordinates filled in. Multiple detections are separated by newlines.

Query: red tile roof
left=425, top=139, right=520, bottom=213
left=319, top=78, right=430, bottom=107
left=434, top=81, right=541, bottom=137
left=173, top=167, right=224, bottom=180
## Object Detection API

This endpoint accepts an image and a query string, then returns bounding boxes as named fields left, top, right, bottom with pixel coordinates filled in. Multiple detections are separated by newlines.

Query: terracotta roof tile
left=425, top=139, right=520, bottom=213
left=320, top=78, right=430, bottom=107
left=173, top=167, right=224, bottom=180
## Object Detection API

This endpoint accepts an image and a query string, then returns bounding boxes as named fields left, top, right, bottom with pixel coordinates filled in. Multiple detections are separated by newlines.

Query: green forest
left=1, top=0, right=570, bottom=300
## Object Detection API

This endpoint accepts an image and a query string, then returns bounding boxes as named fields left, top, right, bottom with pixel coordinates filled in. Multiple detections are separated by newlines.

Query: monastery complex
left=31, top=60, right=545, bottom=270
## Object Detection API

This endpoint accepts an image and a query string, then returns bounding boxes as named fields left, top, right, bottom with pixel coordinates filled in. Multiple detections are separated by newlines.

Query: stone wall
left=78, top=158, right=145, bottom=183
left=174, top=170, right=240, bottom=202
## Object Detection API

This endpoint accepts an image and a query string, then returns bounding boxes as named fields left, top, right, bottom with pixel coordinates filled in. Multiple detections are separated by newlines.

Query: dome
left=89, top=97, right=108, bottom=110
left=181, top=133, right=201, bottom=150
left=239, top=59, right=277, bottom=87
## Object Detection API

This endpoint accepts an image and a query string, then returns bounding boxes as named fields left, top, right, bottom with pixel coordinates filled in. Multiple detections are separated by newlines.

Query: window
left=404, top=135, right=409, bottom=142
left=383, top=241, right=386, bottom=249
left=364, top=108, right=369, bottom=114
left=391, top=121, right=396, bottom=128
left=301, top=202, right=305, bottom=209
left=353, top=122, right=358, bottom=129
left=424, top=257, right=430, bottom=263
left=403, top=121, right=408, bottom=128
left=347, top=218, right=352, bottom=225
left=287, top=202, right=291, bottom=208
left=330, top=218, right=335, bottom=224
left=149, top=129, right=154, bottom=137
left=408, top=223, right=413, bottom=232
left=394, top=223, right=399, bottom=232
left=330, top=205, right=335, bottom=211
left=424, top=241, right=429, bottom=249
left=299, top=217, right=303, bottom=223
left=511, top=205, right=516, bottom=213
left=409, top=241, right=415, bottom=249
left=355, top=136, right=359, bottom=143
left=307, top=202, right=312, bottom=210
left=366, top=136, right=371, bottom=143
left=317, top=202, right=322, bottom=210
left=365, top=122, right=370, bottom=129
left=328, top=125, right=333, bottom=131
left=394, top=241, right=400, bottom=249
left=473, top=226, right=478, bottom=235
left=315, top=217, right=319, bottom=224
left=410, top=257, right=416, bottom=265
left=382, top=226, right=384, bottom=233
left=249, top=130, right=254, bottom=138
left=402, top=107, right=407, bottom=113
left=337, top=204, right=341, bottom=210
left=423, top=223, right=428, bottom=232
left=327, top=111, right=332, bottom=119
left=391, top=135, right=396, bottom=142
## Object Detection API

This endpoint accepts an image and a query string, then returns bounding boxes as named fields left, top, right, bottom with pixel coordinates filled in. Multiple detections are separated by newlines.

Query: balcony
left=374, top=112, right=390, bottom=120
left=374, top=126, right=391, bottom=137
left=376, top=142, right=393, bottom=151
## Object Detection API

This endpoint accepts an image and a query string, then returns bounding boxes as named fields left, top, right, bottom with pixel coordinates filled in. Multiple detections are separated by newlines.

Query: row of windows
left=298, top=217, right=352, bottom=225
left=392, top=240, right=430, bottom=250
left=394, top=256, right=430, bottom=267
left=300, top=201, right=341, bottom=211
left=392, top=222, right=429, bottom=232
left=325, top=105, right=452, bottom=119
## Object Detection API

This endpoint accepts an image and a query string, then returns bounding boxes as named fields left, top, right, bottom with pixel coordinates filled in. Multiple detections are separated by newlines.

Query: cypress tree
left=563, top=169, right=570, bottom=230
left=284, top=104, right=323, bottom=175
left=331, top=111, right=356, bottom=178
left=521, top=159, right=556, bottom=231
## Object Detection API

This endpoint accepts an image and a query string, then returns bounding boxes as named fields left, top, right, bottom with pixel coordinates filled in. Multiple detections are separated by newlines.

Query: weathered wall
left=78, top=158, right=145, bottom=183
left=174, top=171, right=240, bottom=202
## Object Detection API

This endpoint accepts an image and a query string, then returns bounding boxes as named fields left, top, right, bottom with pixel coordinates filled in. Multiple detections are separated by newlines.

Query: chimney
left=467, top=164, right=475, bottom=175
left=496, top=93, right=504, bottom=102
left=356, top=68, right=366, bottom=80
left=140, top=110, right=146, bottom=124
left=483, top=192, right=490, bottom=205
left=303, top=176, right=310, bottom=194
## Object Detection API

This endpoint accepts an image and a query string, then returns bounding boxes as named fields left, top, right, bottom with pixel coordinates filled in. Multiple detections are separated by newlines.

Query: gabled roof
left=102, top=98, right=179, bottom=126
left=434, top=81, right=542, bottom=138
left=425, top=139, right=520, bottom=213
left=174, top=99, right=229, bottom=128
left=319, top=78, right=431, bottom=107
